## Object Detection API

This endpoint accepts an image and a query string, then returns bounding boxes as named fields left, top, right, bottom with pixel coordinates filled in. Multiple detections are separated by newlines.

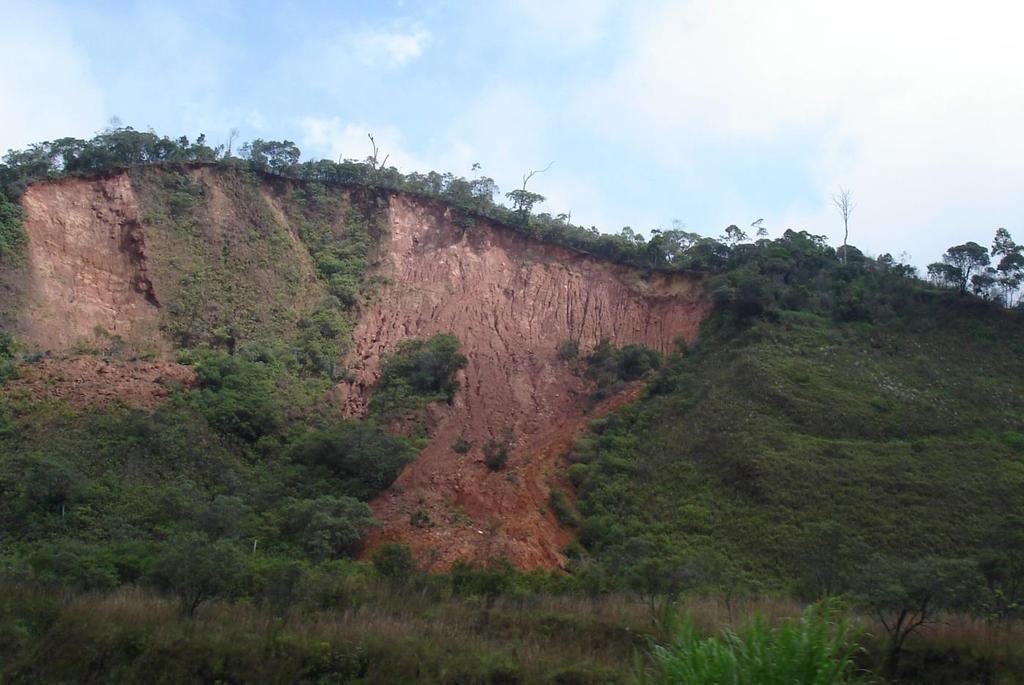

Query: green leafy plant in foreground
left=639, top=604, right=866, bottom=685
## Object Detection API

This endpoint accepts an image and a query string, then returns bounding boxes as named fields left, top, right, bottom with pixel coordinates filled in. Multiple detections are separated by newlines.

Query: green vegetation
left=0, top=391, right=412, bottom=580
left=370, top=333, right=468, bottom=419
left=4, top=128, right=1024, bottom=311
left=133, top=167, right=376, bottom=379
left=549, top=488, right=580, bottom=528
left=0, top=195, right=25, bottom=261
left=4, top=579, right=1024, bottom=683
left=583, top=338, right=663, bottom=402
left=0, top=332, right=16, bottom=384
left=2, top=128, right=1024, bottom=681
left=562, top=227, right=1024, bottom=679
left=639, top=605, right=863, bottom=685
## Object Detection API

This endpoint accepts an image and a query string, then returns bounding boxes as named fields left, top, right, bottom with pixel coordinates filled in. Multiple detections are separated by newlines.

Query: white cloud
left=578, top=0, right=1024, bottom=263
left=0, top=2, right=105, bottom=154
left=298, top=116, right=429, bottom=172
left=505, top=0, right=614, bottom=50
left=353, top=27, right=431, bottom=68
left=298, top=88, right=618, bottom=234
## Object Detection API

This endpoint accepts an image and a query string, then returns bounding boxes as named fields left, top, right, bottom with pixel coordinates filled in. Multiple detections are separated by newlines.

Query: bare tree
left=832, top=188, right=854, bottom=264
left=521, top=161, right=554, bottom=191
left=751, top=218, right=768, bottom=239
left=367, top=133, right=389, bottom=170
left=225, top=128, right=239, bottom=158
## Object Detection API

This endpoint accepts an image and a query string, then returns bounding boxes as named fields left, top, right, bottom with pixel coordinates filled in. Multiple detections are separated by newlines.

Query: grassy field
left=2, top=579, right=1023, bottom=684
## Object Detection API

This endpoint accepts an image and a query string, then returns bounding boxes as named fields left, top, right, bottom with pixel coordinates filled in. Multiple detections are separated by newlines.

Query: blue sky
left=3, top=0, right=1024, bottom=267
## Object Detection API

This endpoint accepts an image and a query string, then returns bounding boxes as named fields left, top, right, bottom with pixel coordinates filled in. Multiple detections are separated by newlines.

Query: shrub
left=483, top=438, right=510, bottom=471
left=289, top=422, right=415, bottom=500
left=189, top=351, right=282, bottom=442
left=452, top=437, right=472, bottom=454
left=372, top=542, right=416, bottom=583
left=409, top=509, right=433, bottom=528
left=584, top=339, right=662, bottom=400
left=548, top=488, right=580, bottom=528
left=0, top=332, right=17, bottom=384
left=639, top=605, right=864, bottom=684
left=371, top=333, right=468, bottom=418
left=0, top=195, right=25, bottom=260
left=277, top=496, right=377, bottom=561
left=147, top=534, right=247, bottom=615
left=557, top=339, right=579, bottom=360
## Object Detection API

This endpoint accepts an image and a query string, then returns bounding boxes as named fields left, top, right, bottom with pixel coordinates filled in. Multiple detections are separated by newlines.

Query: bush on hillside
left=288, top=421, right=415, bottom=500
left=370, top=333, right=467, bottom=418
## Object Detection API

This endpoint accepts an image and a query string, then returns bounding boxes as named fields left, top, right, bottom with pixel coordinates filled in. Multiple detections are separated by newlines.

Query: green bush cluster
left=483, top=432, right=513, bottom=471
left=639, top=605, right=863, bottom=685
left=0, top=350, right=417, bottom=602
left=0, top=195, right=25, bottom=261
left=0, top=332, right=16, bottom=384
left=370, top=333, right=468, bottom=419
left=583, top=338, right=662, bottom=402
left=548, top=488, right=580, bottom=528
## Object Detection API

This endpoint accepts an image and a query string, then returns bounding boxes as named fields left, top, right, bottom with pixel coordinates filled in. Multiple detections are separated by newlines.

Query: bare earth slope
left=4, top=171, right=709, bottom=570
left=17, top=174, right=164, bottom=354
left=343, top=195, right=709, bottom=569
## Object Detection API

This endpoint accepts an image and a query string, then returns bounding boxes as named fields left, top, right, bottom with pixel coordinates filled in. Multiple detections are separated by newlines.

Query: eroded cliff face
left=345, top=195, right=709, bottom=569
left=4, top=171, right=710, bottom=569
left=17, top=174, right=164, bottom=354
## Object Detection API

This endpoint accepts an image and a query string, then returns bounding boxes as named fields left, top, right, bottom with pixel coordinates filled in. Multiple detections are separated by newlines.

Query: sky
left=3, top=0, right=1024, bottom=267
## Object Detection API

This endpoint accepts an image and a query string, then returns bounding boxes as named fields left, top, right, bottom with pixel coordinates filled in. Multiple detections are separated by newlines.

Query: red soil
left=5, top=172, right=710, bottom=570
left=346, top=195, right=710, bottom=570
left=6, top=357, right=194, bottom=409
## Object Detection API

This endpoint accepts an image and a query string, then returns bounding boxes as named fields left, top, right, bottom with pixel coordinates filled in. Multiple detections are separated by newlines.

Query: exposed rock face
left=18, top=175, right=165, bottom=354
left=345, top=195, right=710, bottom=569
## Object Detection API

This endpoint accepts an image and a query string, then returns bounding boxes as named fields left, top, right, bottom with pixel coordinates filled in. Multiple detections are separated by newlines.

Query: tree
left=225, top=128, right=240, bottom=158
left=852, top=556, right=982, bottom=677
left=978, top=515, right=1024, bottom=622
left=278, top=495, right=377, bottom=560
left=991, top=228, right=1024, bottom=306
left=751, top=218, right=768, bottom=239
left=148, top=534, right=246, bottom=616
left=363, top=132, right=391, bottom=172
left=505, top=162, right=552, bottom=222
left=929, top=241, right=991, bottom=295
left=971, top=268, right=998, bottom=299
left=240, top=139, right=301, bottom=174
left=373, top=542, right=417, bottom=584
left=505, top=188, right=546, bottom=218
left=831, top=188, right=854, bottom=264
left=721, top=224, right=749, bottom=247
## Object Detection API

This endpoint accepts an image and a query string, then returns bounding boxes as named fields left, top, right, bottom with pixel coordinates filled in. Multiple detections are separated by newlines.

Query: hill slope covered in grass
left=572, top=233, right=1024, bottom=600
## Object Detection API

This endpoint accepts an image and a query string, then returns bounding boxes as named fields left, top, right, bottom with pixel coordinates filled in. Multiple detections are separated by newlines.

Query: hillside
left=0, top=164, right=708, bottom=572
left=1, top=140, right=1024, bottom=682
left=572, top=294, right=1024, bottom=592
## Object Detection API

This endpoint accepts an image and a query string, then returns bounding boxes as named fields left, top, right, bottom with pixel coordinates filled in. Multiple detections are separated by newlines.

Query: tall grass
left=639, top=604, right=866, bottom=684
